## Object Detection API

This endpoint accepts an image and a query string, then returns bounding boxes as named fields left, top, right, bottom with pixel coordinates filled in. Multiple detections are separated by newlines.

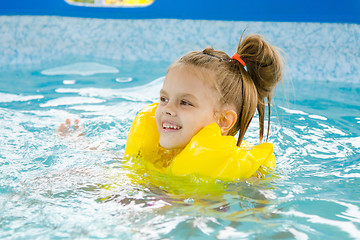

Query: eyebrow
left=159, top=89, right=198, bottom=101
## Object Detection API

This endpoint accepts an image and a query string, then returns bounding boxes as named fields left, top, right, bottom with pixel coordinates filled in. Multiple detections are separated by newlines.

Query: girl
left=125, top=34, right=283, bottom=181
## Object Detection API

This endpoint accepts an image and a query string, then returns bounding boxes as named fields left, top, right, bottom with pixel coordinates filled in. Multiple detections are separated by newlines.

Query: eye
left=160, top=96, right=168, bottom=103
left=180, top=99, right=193, bottom=106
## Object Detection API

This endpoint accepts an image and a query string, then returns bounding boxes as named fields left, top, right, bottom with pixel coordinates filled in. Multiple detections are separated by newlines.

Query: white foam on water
left=115, top=77, right=133, bottom=83
left=40, top=96, right=105, bottom=107
left=308, top=114, right=327, bottom=121
left=0, top=92, right=44, bottom=102
left=63, top=80, right=76, bottom=84
left=279, top=106, right=308, bottom=115
left=55, top=76, right=164, bottom=102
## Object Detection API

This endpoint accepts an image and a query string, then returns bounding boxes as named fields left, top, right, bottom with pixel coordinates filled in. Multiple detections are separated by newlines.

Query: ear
left=218, top=109, right=237, bottom=135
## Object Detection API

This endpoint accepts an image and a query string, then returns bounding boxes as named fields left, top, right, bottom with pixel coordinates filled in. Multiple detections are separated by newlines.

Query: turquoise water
left=1, top=16, right=360, bottom=239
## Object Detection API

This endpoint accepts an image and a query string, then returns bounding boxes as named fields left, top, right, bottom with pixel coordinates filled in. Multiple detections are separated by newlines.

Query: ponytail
left=236, top=34, right=283, bottom=143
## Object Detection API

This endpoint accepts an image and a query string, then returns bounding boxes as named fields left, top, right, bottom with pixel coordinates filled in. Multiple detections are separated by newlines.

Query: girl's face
left=155, top=65, right=220, bottom=150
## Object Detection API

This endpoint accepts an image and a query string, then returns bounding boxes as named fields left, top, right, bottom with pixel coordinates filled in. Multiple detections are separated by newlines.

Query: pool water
left=1, top=16, right=360, bottom=239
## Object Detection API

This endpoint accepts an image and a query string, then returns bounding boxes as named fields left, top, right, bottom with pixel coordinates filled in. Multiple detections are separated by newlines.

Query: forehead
left=162, top=65, right=220, bottom=107
left=164, top=64, right=217, bottom=90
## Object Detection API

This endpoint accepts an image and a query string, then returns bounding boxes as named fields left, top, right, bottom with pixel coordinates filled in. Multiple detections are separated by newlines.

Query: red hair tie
left=232, top=53, right=246, bottom=67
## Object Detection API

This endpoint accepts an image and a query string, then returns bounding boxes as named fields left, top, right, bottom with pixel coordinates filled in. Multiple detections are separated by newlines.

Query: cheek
left=154, top=107, right=162, bottom=130
left=199, top=110, right=217, bottom=126
left=184, top=115, right=206, bottom=134
left=155, top=106, right=160, bottom=119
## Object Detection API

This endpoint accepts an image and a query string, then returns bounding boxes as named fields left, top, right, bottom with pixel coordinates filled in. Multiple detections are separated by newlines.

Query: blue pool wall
left=2, top=0, right=360, bottom=24
left=1, top=1, right=360, bottom=83
left=1, top=16, right=360, bottom=83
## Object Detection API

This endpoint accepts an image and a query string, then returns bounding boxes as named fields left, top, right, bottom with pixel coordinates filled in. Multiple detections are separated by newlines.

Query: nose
left=162, top=103, right=176, bottom=116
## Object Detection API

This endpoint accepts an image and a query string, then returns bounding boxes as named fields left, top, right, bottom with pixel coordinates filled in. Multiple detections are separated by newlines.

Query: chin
left=159, top=140, right=185, bottom=150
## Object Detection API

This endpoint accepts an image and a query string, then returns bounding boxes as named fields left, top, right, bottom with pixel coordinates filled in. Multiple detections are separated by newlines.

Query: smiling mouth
left=162, top=122, right=182, bottom=130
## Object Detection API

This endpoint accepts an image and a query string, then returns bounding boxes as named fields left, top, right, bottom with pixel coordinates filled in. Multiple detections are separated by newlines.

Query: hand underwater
left=57, top=118, right=85, bottom=137
left=57, top=118, right=109, bottom=151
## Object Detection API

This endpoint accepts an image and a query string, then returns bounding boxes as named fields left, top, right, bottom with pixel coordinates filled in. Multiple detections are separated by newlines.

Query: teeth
left=163, top=123, right=181, bottom=130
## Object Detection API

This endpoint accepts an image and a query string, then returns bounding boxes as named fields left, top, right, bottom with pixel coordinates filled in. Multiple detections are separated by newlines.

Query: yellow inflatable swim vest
left=124, top=103, right=276, bottom=181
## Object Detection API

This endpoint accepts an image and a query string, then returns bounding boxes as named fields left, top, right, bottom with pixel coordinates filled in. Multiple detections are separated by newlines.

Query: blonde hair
left=170, top=34, right=283, bottom=146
